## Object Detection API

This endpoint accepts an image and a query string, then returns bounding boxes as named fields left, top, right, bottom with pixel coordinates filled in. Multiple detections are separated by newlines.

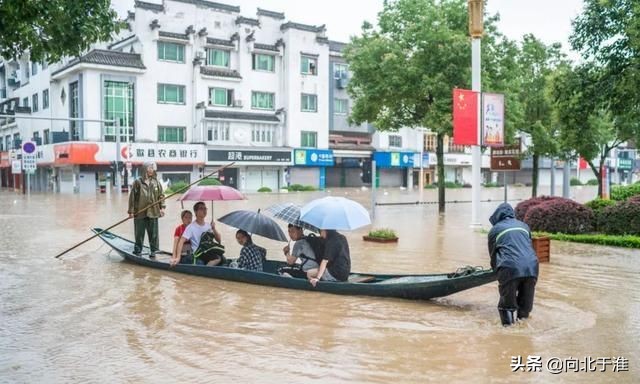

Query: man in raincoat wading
left=488, top=203, right=539, bottom=326
left=128, top=161, right=165, bottom=256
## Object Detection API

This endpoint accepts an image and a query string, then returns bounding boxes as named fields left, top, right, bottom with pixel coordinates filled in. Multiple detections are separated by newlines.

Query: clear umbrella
left=300, top=197, right=371, bottom=231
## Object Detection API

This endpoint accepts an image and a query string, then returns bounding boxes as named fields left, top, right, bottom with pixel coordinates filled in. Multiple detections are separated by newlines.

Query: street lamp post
left=469, top=0, right=483, bottom=227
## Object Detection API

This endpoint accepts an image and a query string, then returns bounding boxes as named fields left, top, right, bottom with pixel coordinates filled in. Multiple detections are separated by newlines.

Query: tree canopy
left=0, top=0, right=121, bottom=62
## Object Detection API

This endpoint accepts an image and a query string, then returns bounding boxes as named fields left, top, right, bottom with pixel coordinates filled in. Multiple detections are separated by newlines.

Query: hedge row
left=536, top=232, right=640, bottom=249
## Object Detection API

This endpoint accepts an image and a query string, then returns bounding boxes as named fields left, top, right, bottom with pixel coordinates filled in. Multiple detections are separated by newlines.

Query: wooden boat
left=94, top=228, right=496, bottom=300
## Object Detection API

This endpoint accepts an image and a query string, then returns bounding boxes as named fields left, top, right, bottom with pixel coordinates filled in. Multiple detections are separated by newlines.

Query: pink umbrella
left=177, top=185, right=245, bottom=214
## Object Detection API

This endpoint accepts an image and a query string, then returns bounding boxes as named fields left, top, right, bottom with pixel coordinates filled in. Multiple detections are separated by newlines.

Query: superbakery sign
left=294, top=149, right=334, bottom=166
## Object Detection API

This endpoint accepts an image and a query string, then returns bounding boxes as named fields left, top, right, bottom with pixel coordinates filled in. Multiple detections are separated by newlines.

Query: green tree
left=345, top=0, right=515, bottom=212
left=549, top=64, right=627, bottom=198
left=0, top=0, right=121, bottom=62
left=516, top=35, right=566, bottom=197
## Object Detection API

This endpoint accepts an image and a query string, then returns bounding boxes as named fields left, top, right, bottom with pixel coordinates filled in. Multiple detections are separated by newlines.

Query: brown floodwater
left=0, top=186, right=638, bottom=383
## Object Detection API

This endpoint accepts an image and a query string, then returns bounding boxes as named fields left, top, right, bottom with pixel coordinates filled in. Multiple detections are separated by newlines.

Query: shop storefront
left=372, top=151, right=415, bottom=188
left=291, top=149, right=334, bottom=189
left=326, top=149, right=373, bottom=188
left=207, top=148, right=292, bottom=192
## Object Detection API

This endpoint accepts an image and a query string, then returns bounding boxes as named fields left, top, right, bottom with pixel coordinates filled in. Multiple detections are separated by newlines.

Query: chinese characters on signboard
left=490, top=139, right=521, bottom=171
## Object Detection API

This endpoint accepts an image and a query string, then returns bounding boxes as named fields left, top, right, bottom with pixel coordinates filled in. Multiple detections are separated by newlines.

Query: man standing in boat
left=128, top=161, right=165, bottom=257
left=487, top=203, right=539, bottom=326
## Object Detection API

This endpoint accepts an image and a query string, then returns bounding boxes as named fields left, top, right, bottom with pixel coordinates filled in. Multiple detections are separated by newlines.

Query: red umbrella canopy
left=178, top=185, right=245, bottom=202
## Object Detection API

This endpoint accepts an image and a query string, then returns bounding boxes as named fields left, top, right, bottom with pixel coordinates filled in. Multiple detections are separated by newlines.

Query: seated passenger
left=170, top=201, right=222, bottom=266
left=233, top=230, right=266, bottom=272
left=307, top=230, right=351, bottom=286
left=281, top=224, right=322, bottom=277
left=172, top=210, right=193, bottom=261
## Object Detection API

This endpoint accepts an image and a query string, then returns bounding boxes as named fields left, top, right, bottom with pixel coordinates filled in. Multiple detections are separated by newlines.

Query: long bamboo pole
left=54, top=162, right=235, bottom=259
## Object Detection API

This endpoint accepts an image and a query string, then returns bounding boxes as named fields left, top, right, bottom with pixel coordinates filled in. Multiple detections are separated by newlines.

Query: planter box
left=532, top=236, right=550, bottom=263
left=363, top=235, right=399, bottom=243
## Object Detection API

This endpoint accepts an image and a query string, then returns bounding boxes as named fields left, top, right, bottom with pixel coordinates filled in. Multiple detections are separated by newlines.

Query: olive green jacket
left=128, top=175, right=165, bottom=218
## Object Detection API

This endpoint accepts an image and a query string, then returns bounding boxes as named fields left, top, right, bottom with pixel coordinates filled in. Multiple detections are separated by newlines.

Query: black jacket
left=488, top=203, right=539, bottom=282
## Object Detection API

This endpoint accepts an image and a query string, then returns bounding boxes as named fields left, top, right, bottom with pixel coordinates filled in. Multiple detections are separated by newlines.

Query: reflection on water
left=0, top=186, right=638, bottom=383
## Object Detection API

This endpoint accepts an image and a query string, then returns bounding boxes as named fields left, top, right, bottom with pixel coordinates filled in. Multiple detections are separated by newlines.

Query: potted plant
left=363, top=228, right=399, bottom=243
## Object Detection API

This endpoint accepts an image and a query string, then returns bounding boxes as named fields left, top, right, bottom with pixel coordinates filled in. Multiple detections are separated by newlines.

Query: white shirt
left=182, top=221, right=212, bottom=252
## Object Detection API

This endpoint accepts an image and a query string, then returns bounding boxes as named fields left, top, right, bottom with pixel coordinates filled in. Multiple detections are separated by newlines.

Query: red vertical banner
left=579, top=157, right=589, bottom=170
left=452, top=88, right=479, bottom=145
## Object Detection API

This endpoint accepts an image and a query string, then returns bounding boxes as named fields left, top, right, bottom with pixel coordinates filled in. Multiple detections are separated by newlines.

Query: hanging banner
left=482, top=93, right=505, bottom=147
left=452, top=88, right=479, bottom=145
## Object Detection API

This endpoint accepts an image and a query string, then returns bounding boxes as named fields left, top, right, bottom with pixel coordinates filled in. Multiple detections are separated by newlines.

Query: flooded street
left=0, top=186, right=638, bottom=383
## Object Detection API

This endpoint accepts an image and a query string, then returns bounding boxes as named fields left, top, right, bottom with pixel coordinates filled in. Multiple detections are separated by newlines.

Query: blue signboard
left=294, top=149, right=334, bottom=166
left=373, top=151, right=415, bottom=168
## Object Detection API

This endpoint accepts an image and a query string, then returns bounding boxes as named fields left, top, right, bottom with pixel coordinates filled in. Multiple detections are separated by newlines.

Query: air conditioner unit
left=233, top=99, right=243, bottom=107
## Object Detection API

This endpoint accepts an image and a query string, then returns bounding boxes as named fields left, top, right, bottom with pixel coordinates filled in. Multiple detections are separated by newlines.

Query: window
left=22, top=97, right=29, bottom=107
left=41, top=61, right=48, bottom=70
left=334, top=63, right=348, bottom=79
left=206, top=48, right=230, bottom=67
left=32, top=93, right=38, bottom=112
left=157, top=84, right=185, bottom=104
left=209, top=88, right=233, bottom=106
left=389, top=135, right=402, bottom=148
left=158, top=126, right=186, bottom=143
left=32, top=131, right=40, bottom=144
left=251, top=91, right=274, bottom=110
left=42, top=89, right=49, bottom=109
left=158, top=41, right=185, bottom=63
left=334, top=98, right=348, bottom=114
left=301, top=131, right=317, bottom=148
left=31, top=62, right=38, bottom=76
left=301, top=55, right=317, bottom=75
left=301, top=94, right=317, bottom=112
left=70, top=81, right=80, bottom=140
left=103, top=80, right=135, bottom=142
left=251, top=124, right=273, bottom=144
left=205, top=120, right=230, bottom=142
left=43, top=129, right=50, bottom=145
left=425, top=134, right=437, bottom=151
left=252, top=54, right=275, bottom=72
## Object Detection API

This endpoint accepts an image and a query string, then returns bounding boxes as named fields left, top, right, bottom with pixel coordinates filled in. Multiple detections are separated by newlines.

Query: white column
left=471, top=37, right=482, bottom=227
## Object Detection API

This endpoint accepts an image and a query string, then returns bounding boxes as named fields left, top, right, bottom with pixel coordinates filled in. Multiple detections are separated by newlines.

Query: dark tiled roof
left=329, top=40, right=347, bottom=52
left=254, top=43, right=278, bottom=52
left=206, top=37, right=235, bottom=47
left=200, top=66, right=242, bottom=79
left=107, top=34, right=137, bottom=49
left=159, top=31, right=189, bottom=41
left=236, top=16, right=260, bottom=26
left=280, top=22, right=325, bottom=33
left=51, top=50, right=146, bottom=76
left=171, top=0, right=240, bottom=13
left=134, top=0, right=164, bottom=12
left=205, top=110, right=280, bottom=122
left=316, top=36, right=329, bottom=45
left=329, top=143, right=375, bottom=151
left=257, top=8, right=285, bottom=19
left=15, top=106, right=32, bottom=114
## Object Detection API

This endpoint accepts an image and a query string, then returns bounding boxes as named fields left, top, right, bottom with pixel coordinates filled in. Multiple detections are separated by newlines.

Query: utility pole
left=469, top=0, right=483, bottom=227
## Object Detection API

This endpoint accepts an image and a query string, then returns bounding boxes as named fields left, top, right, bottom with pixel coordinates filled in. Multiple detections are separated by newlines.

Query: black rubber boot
left=499, top=309, right=515, bottom=326
left=517, top=311, right=529, bottom=320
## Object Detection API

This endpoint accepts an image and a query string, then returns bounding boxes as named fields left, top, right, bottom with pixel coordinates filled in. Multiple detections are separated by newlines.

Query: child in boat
left=232, top=230, right=266, bottom=272
left=172, top=210, right=193, bottom=263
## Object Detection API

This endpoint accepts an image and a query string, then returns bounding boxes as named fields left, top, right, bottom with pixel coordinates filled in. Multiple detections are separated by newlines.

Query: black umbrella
left=217, top=209, right=288, bottom=242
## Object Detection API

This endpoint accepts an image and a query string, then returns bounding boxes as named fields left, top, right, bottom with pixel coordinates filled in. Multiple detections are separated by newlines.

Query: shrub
left=585, top=198, right=617, bottom=231
left=288, top=184, right=316, bottom=191
left=514, top=196, right=564, bottom=221
left=570, top=177, right=582, bottom=186
left=523, top=198, right=594, bottom=234
left=368, top=228, right=397, bottom=239
left=598, top=199, right=640, bottom=235
left=424, top=184, right=437, bottom=189
left=584, top=198, right=616, bottom=212
left=167, top=181, right=188, bottom=194
left=610, top=183, right=640, bottom=201
left=539, top=232, right=640, bottom=249
left=585, top=179, right=599, bottom=186
left=199, top=177, right=222, bottom=186
left=257, top=187, right=272, bottom=193
left=444, top=181, right=462, bottom=188
left=483, top=182, right=501, bottom=188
